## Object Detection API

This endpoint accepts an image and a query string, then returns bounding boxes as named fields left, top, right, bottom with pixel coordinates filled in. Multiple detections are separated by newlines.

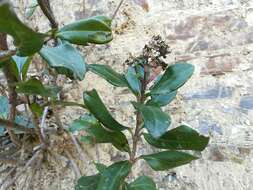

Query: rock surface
left=7, top=0, right=253, bottom=189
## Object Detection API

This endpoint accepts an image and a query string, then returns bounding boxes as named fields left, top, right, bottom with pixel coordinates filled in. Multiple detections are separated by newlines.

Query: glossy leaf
left=150, top=63, right=194, bottom=95
left=144, top=125, right=209, bottom=151
left=132, top=103, right=171, bottom=138
left=125, top=66, right=141, bottom=95
left=96, top=161, right=132, bottom=190
left=30, top=103, right=43, bottom=117
left=13, top=115, right=34, bottom=134
left=0, top=96, right=9, bottom=136
left=57, top=16, right=112, bottom=45
left=40, top=42, right=86, bottom=80
left=75, top=174, right=100, bottom=190
left=126, top=176, right=156, bottom=190
left=0, top=96, right=9, bottom=119
left=88, top=64, right=127, bottom=87
left=0, top=0, right=45, bottom=56
left=146, top=91, right=177, bottom=107
left=70, top=114, right=130, bottom=152
left=95, top=163, right=107, bottom=173
left=141, top=151, right=197, bottom=171
left=16, top=78, right=59, bottom=97
left=83, top=89, right=128, bottom=131
left=12, top=55, right=32, bottom=80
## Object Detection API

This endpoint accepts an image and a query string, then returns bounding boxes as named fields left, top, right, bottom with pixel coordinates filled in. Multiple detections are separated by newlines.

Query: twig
left=40, top=106, right=49, bottom=140
left=0, top=33, right=21, bottom=147
left=64, top=150, right=81, bottom=178
left=37, top=0, right=58, bottom=29
left=26, top=156, right=42, bottom=190
left=0, top=167, right=17, bottom=188
left=3, top=149, right=42, bottom=189
left=42, top=100, right=86, bottom=109
left=112, top=0, right=125, bottom=20
left=69, top=134, right=86, bottom=164
left=0, top=156, right=18, bottom=165
left=26, top=96, right=47, bottom=146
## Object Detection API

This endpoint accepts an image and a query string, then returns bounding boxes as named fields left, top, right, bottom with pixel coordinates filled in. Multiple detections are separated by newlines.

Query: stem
left=26, top=97, right=47, bottom=146
left=0, top=33, right=21, bottom=147
left=37, top=0, right=58, bottom=29
left=112, top=0, right=124, bottom=20
left=130, top=65, right=148, bottom=162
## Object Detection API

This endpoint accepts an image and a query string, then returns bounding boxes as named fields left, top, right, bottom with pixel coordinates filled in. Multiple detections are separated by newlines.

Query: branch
left=0, top=156, right=18, bottom=165
left=130, top=65, right=148, bottom=162
left=40, top=106, right=49, bottom=140
left=0, top=33, right=21, bottom=147
left=112, top=0, right=125, bottom=20
left=37, top=0, right=58, bottom=29
left=3, top=149, right=42, bottom=189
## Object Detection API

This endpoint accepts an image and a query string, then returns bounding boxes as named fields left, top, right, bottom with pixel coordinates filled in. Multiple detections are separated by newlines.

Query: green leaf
left=0, top=96, right=9, bottom=136
left=16, top=78, right=59, bottom=97
left=125, top=66, right=141, bottom=95
left=68, top=114, right=96, bottom=133
left=95, top=163, right=107, bottom=173
left=39, top=42, right=86, bottom=80
left=48, top=100, right=86, bottom=109
left=25, top=0, right=38, bottom=18
left=0, top=0, right=45, bottom=56
left=30, top=103, right=43, bottom=117
left=88, top=64, right=128, bottom=87
left=132, top=103, right=171, bottom=138
left=144, top=125, right=209, bottom=151
left=75, top=174, right=100, bottom=190
left=146, top=91, right=177, bottom=107
left=126, top=176, right=156, bottom=190
left=141, top=151, right=198, bottom=171
left=57, top=16, right=112, bottom=45
left=0, top=96, right=9, bottom=119
left=150, top=63, right=194, bottom=95
left=97, top=161, right=132, bottom=190
left=13, top=115, right=34, bottom=134
left=83, top=89, right=128, bottom=131
left=70, top=114, right=130, bottom=152
left=12, top=55, right=32, bottom=80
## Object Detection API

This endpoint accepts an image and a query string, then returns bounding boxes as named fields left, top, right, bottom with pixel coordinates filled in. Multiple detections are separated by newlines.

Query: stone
left=240, top=96, right=253, bottom=110
left=198, top=120, right=223, bottom=135
left=183, top=86, right=234, bottom=100
left=201, top=56, right=237, bottom=75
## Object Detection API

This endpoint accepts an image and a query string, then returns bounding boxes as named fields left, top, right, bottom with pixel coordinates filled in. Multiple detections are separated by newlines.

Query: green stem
left=130, top=65, right=148, bottom=162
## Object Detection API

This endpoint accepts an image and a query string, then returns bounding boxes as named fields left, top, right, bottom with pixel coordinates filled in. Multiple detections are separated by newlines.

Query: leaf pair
left=0, top=96, right=34, bottom=135
left=15, top=78, right=60, bottom=98
left=76, top=161, right=157, bottom=190
left=0, top=0, right=45, bottom=56
left=76, top=161, right=132, bottom=190
left=39, top=16, right=113, bottom=80
left=147, top=63, right=194, bottom=107
left=69, top=114, right=130, bottom=152
left=0, top=1, right=113, bottom=81
left=140, top=125, right=209, bottom=171
left=83, top=90, right=128, bottom=131
left=56, top=16, right=113, bottom=45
